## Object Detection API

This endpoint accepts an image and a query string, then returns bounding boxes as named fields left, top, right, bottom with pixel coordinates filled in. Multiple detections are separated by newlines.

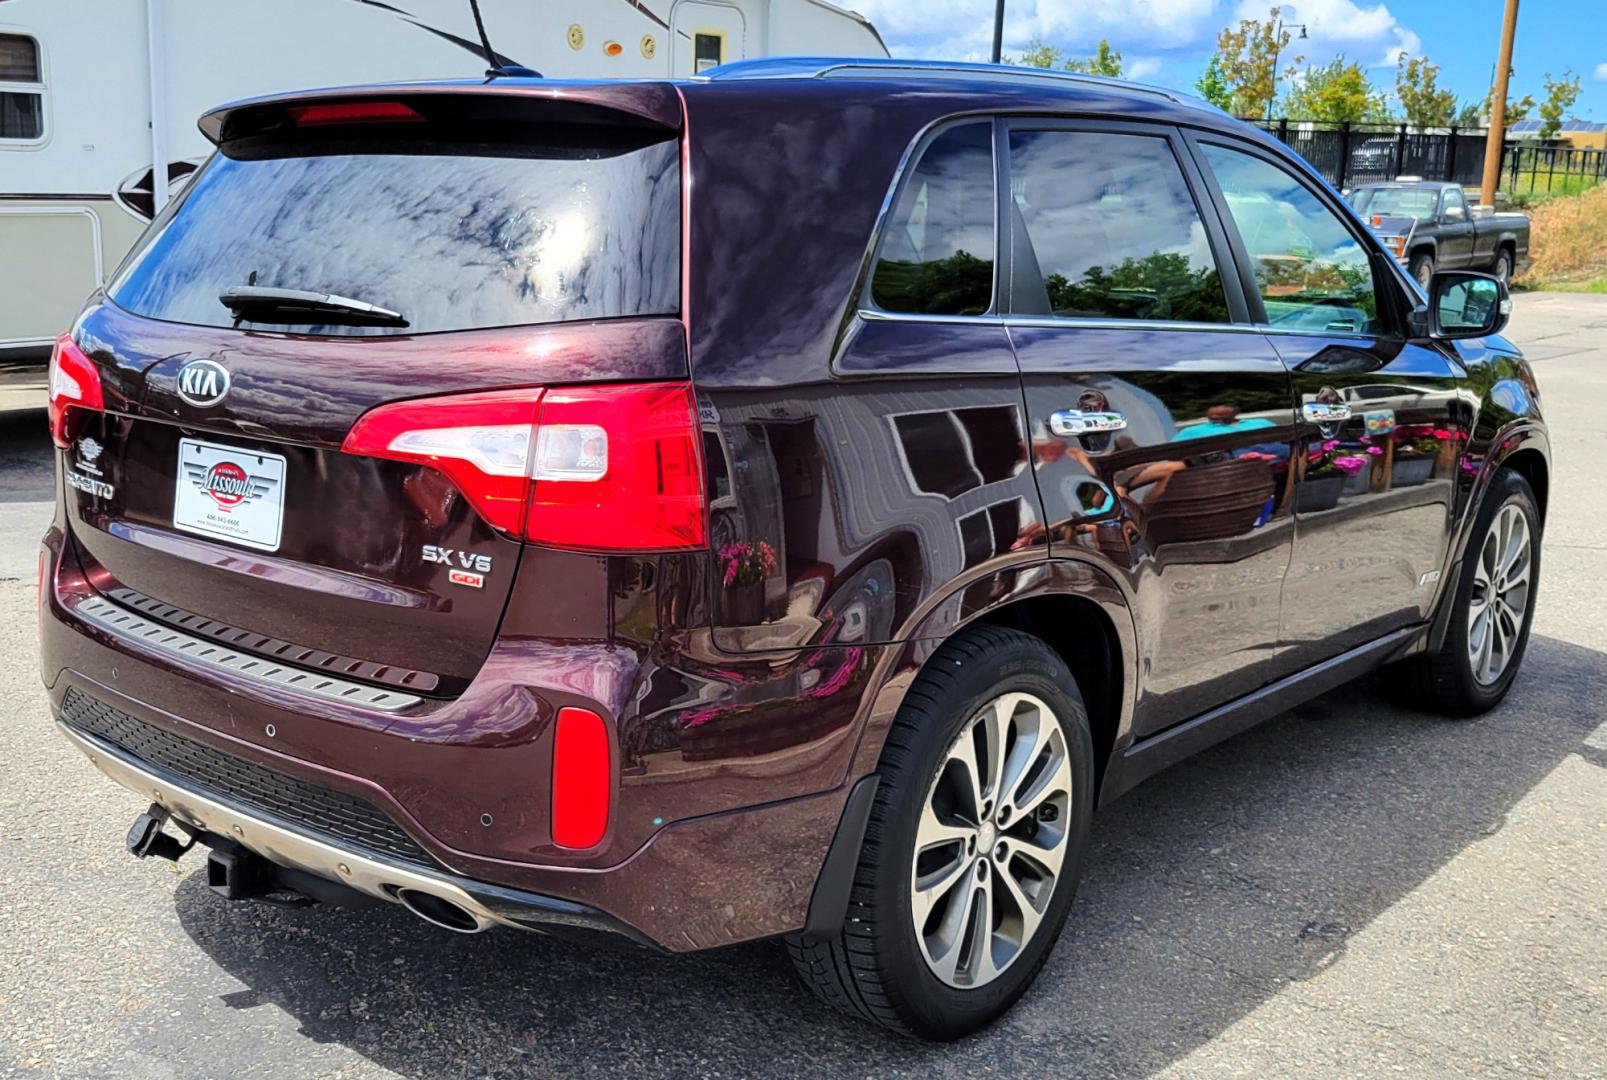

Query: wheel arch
left=843, top=558, right=1138, bottom=803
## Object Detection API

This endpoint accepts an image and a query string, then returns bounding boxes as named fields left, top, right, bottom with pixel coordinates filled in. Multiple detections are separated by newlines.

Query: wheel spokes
left=1468, top=503, right=1534, bottom=686
left=912, top=690, right=1074, bottom=990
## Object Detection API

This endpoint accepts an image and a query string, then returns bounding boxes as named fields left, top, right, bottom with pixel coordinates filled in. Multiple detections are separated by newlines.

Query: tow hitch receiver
left=125, top=803, right=197, bottom=862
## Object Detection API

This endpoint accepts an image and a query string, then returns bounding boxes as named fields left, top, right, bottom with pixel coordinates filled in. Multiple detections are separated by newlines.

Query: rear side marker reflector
left=551, top=707, right=611, bottom=849
left=341, top=382, right=706, bottom=552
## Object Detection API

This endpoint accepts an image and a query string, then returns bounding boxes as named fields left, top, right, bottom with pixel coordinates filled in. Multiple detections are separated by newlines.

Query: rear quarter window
left=869, top=122, right=996, bottom=317
left=109, top=128, right=681, bottom=336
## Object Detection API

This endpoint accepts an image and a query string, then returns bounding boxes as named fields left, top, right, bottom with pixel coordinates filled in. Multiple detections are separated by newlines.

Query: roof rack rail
left=699, top=56, right=1186, bottom=104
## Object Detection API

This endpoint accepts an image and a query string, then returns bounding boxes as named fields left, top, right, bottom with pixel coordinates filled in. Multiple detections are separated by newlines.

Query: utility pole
left=1479, top=0, right=1520, bottom=208
left=990, top=0, right=1005, bottom=63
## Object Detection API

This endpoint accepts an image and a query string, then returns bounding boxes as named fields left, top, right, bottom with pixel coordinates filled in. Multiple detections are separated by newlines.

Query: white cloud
left=1237, top=0, right=1423, bottom=70
left=1595, top=62, right=1607, bottom=82
left=1126, top=57, right=1165, bottom=81
left=850, top=0, right=1216, bottom=62
left=851, top=0, right=1421, bottom=96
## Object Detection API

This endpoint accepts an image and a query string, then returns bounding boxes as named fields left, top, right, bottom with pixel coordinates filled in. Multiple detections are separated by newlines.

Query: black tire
left=1389, top=469, right=1540, bottom=716
left=1409, top=252, right=1435, bottom=289
left=1491, top=248, right=1513, bottom=284
left=787, top=624, right=1094, bottom=1040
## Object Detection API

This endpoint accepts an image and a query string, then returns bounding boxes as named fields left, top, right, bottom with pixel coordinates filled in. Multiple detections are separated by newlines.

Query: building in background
left=1508, top=119, right=1607, bottom=149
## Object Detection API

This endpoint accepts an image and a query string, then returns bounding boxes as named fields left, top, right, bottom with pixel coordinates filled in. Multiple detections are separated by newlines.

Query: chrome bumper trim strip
left=75, top=595, right=421, bottom=712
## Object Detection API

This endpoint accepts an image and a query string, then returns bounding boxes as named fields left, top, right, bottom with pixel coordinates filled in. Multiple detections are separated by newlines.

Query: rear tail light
left=551, top=706, right=611, bottom=849
left=47, top=334, right=103, bottom=449
left=342, top=381, right=706, bottom=552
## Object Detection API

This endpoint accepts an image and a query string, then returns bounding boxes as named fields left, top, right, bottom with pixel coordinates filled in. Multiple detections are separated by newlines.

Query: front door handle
left=1049, top=409, right=1127, bottom=437
left=1302, top=401, right=1352, bottom=424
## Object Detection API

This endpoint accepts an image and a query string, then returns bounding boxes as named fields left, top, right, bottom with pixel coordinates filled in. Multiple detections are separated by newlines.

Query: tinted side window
left=1010, top=130, right=1229, bottom=323
left=870, top=123, right=995, bottom=317
left=1200, top=143, right=1381, bottom=335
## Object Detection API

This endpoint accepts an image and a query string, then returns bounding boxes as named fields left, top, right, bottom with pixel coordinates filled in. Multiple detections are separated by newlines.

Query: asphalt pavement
left=2, top=293, right=1603, bottom=1078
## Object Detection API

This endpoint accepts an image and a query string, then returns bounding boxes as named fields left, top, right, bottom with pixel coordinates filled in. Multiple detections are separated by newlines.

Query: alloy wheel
left=1468, top=503, right=1532, bottom=686
left=910, top=692, right=1072, bottom=989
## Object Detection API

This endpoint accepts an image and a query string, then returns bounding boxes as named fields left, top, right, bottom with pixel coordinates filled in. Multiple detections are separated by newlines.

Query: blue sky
left=854, top=0, right=1607, bottom=120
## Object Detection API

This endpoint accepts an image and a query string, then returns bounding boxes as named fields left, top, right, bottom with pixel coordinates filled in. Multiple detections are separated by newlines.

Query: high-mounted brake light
left=288, top=101, right=424, bottom=127
left=341, top=382, right=706, bottom=552
left=551, top=706, right=611, bottom=849
left=47, top=333, right=103, bottom=449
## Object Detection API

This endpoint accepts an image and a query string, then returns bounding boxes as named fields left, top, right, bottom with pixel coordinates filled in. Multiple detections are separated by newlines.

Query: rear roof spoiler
left=199, top=79, right=683, bottom=144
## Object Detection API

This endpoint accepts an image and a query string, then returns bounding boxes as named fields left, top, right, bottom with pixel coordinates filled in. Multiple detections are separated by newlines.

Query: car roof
left=200, top=58, right=1264, bottom=150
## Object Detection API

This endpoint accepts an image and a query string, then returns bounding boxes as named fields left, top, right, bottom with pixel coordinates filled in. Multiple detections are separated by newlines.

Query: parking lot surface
left=3, top=293, right=1604, bottom=1078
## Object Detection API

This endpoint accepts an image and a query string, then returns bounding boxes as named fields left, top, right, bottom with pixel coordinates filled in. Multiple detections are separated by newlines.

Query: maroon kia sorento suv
left=41, top=59, right=1548, bottom=1040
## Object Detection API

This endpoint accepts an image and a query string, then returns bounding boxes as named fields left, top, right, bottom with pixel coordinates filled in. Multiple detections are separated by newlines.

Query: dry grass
left=1515, top=183, right=1607, bottom=288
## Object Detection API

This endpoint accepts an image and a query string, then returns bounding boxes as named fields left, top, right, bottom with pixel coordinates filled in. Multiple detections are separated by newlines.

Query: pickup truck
left=1349, top=180, right=1530, bottom=288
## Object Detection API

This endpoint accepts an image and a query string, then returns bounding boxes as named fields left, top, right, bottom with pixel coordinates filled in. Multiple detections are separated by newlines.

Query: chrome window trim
left=858, top=307, right=1267, bottom=335
left=74, top=594, right=422, bottom=712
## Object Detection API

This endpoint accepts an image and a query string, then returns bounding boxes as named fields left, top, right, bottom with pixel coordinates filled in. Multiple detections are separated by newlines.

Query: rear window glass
left=1351, top=187, right=1440, bottom=218
left=109, top=130, right=680, bottom=336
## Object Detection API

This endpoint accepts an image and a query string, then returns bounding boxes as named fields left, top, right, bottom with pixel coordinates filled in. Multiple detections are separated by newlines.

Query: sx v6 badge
left=423, top=544, right=492, bottom=589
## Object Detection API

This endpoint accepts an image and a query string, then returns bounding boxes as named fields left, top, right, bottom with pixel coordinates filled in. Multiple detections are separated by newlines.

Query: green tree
left=1453, top=100, right=1484, bottom=128
left=1196, top=54, right=1234, bottom=111
left=1396, top=54, right=1457, bottom=127
left=1010, top=36, right=1123, bottom=78
left=1537, top=69, right=1582, bottom=139
left=1286, top=56, right=1388, bottom=124
left=1066, top=39, right=1124, bottom=78
left=1011, top=38, right=1064, bottom=69
left=1481, top=68, right=1535, bottom=127
left=1215, top=5, right=1300, bottom=117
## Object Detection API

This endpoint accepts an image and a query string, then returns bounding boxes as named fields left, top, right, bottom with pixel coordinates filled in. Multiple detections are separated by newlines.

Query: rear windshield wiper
left=219, top=286, right=409, bottom=328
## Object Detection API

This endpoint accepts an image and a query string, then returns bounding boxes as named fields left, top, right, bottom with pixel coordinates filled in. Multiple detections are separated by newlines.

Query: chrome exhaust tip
left=394, top=886, right=487, bottom=933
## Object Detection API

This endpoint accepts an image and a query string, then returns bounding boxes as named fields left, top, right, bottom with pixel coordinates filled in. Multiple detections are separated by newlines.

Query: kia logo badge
left=176, top=359, right=231, bottom=408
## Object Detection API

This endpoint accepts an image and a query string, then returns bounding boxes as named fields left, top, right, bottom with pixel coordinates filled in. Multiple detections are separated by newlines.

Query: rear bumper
left=60, top=719, right=655, bottom=946
left=40, top=504, right=873, bottom=951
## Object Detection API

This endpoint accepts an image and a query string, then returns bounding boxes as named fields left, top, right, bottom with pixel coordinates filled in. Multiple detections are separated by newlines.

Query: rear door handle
left=1049, top=409, right=1127, bottom=437
left=1302, top=402, right=1352, bottom=423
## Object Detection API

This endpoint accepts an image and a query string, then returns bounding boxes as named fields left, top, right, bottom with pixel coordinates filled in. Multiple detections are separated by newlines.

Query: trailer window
left=0, top=34, right=44, bottom=142
left=694, top=33, right=724, bottom=73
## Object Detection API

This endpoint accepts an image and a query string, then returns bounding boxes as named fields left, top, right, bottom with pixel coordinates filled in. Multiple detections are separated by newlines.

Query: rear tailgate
left=61, top=86, right=686, bottom=697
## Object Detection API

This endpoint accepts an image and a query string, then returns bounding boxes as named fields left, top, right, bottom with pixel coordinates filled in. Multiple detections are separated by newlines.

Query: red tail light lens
left=528, top=383, right=705, bottom=551
left=288, top=101, right=424, bottom=126
left=341, top=382, right=706, bottom=552
left=551, top=706, right=611, bottom=849
left=342, top=389, right=542, bottom=535
left=47, top=334, right=103, bottom=449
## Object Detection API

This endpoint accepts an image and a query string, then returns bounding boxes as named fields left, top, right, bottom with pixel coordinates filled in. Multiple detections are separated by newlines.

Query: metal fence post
left=1446, top=125, right=1459, bottom=183
left=1395, top=123, right=1408, bottom=178
left=1338, top=122, right=1351, bottom=188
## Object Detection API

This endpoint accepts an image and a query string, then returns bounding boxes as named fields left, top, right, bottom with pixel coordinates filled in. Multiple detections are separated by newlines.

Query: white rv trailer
left=0, top=0, right=885, bottom=404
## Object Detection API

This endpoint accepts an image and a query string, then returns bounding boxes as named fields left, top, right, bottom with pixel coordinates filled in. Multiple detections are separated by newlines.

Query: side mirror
left=1444, top=204, right=1465, bottom=220
left=1428, top=271, right=1510, bottom=340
